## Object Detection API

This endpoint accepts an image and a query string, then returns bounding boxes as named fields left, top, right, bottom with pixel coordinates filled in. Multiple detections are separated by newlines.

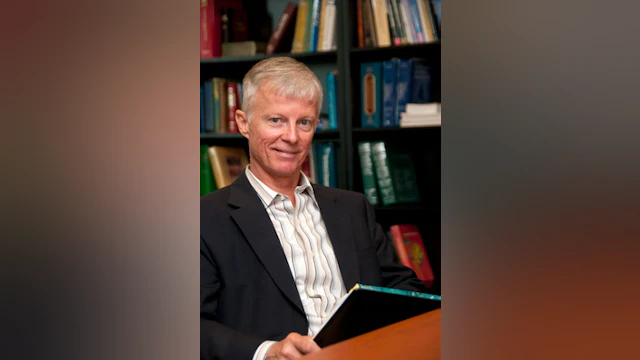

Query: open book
left=312, top=283, right=441, bottom=347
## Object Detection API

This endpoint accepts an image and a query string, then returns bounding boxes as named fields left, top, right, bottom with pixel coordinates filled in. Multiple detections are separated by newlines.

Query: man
left=201, top=57, right=426, bottom=360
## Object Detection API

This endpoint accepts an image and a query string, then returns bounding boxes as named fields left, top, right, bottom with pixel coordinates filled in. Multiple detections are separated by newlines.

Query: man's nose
left=282, top=122, right=299, bottom=143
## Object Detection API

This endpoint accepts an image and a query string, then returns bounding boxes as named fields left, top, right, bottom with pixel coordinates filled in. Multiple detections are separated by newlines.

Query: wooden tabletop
left=303, top=309, right=441, bottom=360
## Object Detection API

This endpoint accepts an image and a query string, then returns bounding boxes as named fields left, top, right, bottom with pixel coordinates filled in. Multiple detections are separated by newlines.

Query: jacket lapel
left=228, top=173, right=305, bottom=315
left=313, top=186, right=361, bottom=289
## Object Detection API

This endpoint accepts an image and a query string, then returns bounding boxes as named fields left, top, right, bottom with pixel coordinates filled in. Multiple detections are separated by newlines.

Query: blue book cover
left=408, top=0, right=426, bottom=43
left=306, top=0, right=322, bottom=51
left=203, top=80, right=215, bottom=132
left=200, top=85, right=205, bottom=133
left=326, top=71, right=338, bottom=130
left=409, top=60, right=433, bottom=103
left=382, top=59, right=398, bottom=128
left=394, top=59, right=413, bottom=127
left=360, top=62, right=382, bottom=128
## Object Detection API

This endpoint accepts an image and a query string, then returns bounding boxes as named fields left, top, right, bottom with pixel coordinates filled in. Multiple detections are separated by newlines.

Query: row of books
left=200, top=0, right=338, bottom=58
left=388, top=223, right=435, bottom=287
left=357, top=140, right=421, bottom=206
left=200, top=78, right=242, bottom=134
left=357, top=0, right=441, bottom=48
left=200, top=142, right=339, bottom=196
left=200, top=70, right=339, bottom=134
left=361, top=58, right=436, bottom=128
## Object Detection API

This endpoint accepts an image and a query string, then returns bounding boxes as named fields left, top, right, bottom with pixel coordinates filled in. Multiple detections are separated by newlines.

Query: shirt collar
left=245, top=165, right=317, bottom=208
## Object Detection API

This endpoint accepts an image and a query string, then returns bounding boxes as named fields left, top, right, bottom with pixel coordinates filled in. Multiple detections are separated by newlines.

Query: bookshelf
left=200, top=0, right=441, bottom=295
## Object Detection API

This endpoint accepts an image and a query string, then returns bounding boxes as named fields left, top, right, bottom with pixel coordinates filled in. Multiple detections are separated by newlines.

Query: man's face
left=236, top=87, right=317, bottom=185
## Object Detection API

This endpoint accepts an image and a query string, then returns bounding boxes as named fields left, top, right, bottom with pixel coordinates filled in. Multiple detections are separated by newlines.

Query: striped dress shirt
left=245, top=166, right=347, bottom=336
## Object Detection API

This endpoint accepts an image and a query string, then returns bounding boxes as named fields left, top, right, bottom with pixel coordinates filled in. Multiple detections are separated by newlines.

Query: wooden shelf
left=200, top=50, right=337, bottom=66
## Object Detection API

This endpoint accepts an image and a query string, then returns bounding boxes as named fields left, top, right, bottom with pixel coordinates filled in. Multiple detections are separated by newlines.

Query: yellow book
left=291, top=0, right=309, bottom=53
left=207, top=146, right=249, bottom=188
left=370, top=0, right=391, bottom=47
left=317, top=0, right=327, bottom=51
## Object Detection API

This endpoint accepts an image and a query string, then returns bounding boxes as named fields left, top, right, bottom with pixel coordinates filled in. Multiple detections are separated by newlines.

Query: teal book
left=313, top=283, right=441, bottom=347
left=360, top=61, right=383, bottom=128
left=326, top=71, right=338, bottom=130
left=371, top=141, right=421, bottom=205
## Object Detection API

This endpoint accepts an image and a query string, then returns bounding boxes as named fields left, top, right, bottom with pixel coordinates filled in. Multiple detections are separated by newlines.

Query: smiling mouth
left=273, top=149, right=298, bottom=157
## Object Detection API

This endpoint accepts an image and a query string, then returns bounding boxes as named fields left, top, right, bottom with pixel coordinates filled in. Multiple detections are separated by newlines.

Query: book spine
left=306, top=0, right=322, bottom=52
left=200, top=0, right=215, bottom=58
left=408, top=0, right=425, bottom=43
left=430, top=0, right=441, bottom=37
left=409, top=60, right=432, bottom=103
left=357, top=142, right=379, bottom=205
left=218, top=78, right=228, bottom=133
left=382, top=59, right=398, bottom=128
left=362, top=0, right=378, bottom=47
left=317, top=0, right=327, bottom=51
left=200, top=85, right=205, bottom=133
left=204, top=80, right=215, bottom=132
left=370, top=0, right=391, bottom=47
left=292, top=0, right=309, bottom=53
left=386, top=146, right=421, bottom=203
left=371, top=141, right=397, bottom=205
left=389, top=0, right=407, bottom=44
left=416, top=0, right=434, bottom=42
left=321, top=0, right=337, bottom=51
left=398, top=224, right=434, bottom=287
left=226, top=82, right=239, bottom=133
left=360, top=62, right=382, bottom=128
left=326, top=71, right=338, bottom=130
left=394, top=58, right=413, bottom=127
left=356, top=0, right=364, bottom=47
left=398, top=0, right=416, bottom=44
left=314, top=143, right=325, bottom=185
left=266, top=3, right=297, bottom=55
left=384, top=0, right=400, bottom=46
left=200, top=145, right=217, bottom=195
left=212, top=78, right=221, bottom=133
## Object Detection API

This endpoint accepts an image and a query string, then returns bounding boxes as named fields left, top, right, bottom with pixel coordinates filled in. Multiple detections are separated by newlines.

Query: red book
left=389, top=224, right=434, bottom=287
left=201, top=0, right=245, bottom=59
left=265, top=2, right=298, bottom=55
left=226, top=82, right=239, bottom=133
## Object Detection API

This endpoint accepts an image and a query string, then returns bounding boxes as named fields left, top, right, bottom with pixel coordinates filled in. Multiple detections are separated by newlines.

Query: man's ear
left=236, top=110, right=250, bottom=139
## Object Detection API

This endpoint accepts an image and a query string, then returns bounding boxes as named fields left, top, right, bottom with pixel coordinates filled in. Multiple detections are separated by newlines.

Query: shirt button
left=311, top=252, right=315, bottom=258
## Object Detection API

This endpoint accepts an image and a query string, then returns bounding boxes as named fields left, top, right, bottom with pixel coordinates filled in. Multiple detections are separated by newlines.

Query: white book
left=400, top=113, right=441, bottom=127
left=320, top=0, right=337, bottom=51
left=405, top=102, right=441, bottom=115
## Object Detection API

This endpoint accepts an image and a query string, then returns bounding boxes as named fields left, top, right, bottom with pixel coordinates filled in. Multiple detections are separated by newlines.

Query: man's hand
left=265, top=332, right=321, bottom=359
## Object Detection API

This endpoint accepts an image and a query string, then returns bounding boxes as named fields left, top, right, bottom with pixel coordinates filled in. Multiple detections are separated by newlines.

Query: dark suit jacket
left=201, top=171, right=426, bottom=360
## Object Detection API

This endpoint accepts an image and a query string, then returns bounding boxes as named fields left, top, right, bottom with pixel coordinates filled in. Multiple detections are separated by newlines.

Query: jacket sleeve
left=363, top=196, right=428, bottom=293
left=200, top=237, right=264, bottom=360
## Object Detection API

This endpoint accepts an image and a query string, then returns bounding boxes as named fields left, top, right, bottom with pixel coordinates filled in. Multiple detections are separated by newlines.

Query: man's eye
left=269, top=118, right=282, bottom=123
left=300, top=119, right=310, bottom=126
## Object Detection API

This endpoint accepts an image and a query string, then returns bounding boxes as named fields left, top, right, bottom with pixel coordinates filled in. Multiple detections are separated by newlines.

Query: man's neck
left=248, top=165, right=300, bottom=204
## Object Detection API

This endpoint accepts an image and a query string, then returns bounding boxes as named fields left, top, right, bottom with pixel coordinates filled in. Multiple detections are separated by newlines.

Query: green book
left=200, top=145, right=217, bottom=196
left=371, top=141, right=421, bottom=205
left=357, top=141, right=379, bottom=205
left=313, top=283, right=441, bottom=347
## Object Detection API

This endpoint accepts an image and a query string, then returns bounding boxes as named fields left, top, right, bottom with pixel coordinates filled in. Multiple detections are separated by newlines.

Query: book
left=400, top=113, right=441, bottom=127
left=394, top=58, right=413, bottom=126
left=221, top=41, right=267, bottom=57
left=200, top=146, right=217, bottom=195
left=315, top=142, right=337, bottom=188
left=203, top=80, right=215, bottom=132
left=312, top=283, right=441, bottom=347
left=356, top=0, right=364, bottom=47
left=207, top=146, right=249, bottom=188
left=265, top=2, right=297, bottom=55
left=409, top=59, right=433, bottom=103
left=389, top=0, right=407, bottom=45
left=382, top=58, right=398, bottom=127
left=357, top=141, right=380, bottom=205
left=305, top=0, right=322, bottom=52
left=200, top=0, right=220, bottom=58
left=369, top=0, right=391, bottom=47
left=200, top=85, right=205, bottom=133
left=405, top=102, right=441, bottom=115
left=226, top=82, right=239, bottom=133
left=318, top=0, right=337, bottom=51
left=291, top=0, right=309, bottom=53
left=389, top=224, right=435, bottom=287
left=362, top=0, right=378, bottom=47
left=360, top=62, right=382, bottom=128
left=326, top=71, right=338, bottom=130
left=371, top=141, right=421, bottom=205
left=416, top=0, right=436, bottom=42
